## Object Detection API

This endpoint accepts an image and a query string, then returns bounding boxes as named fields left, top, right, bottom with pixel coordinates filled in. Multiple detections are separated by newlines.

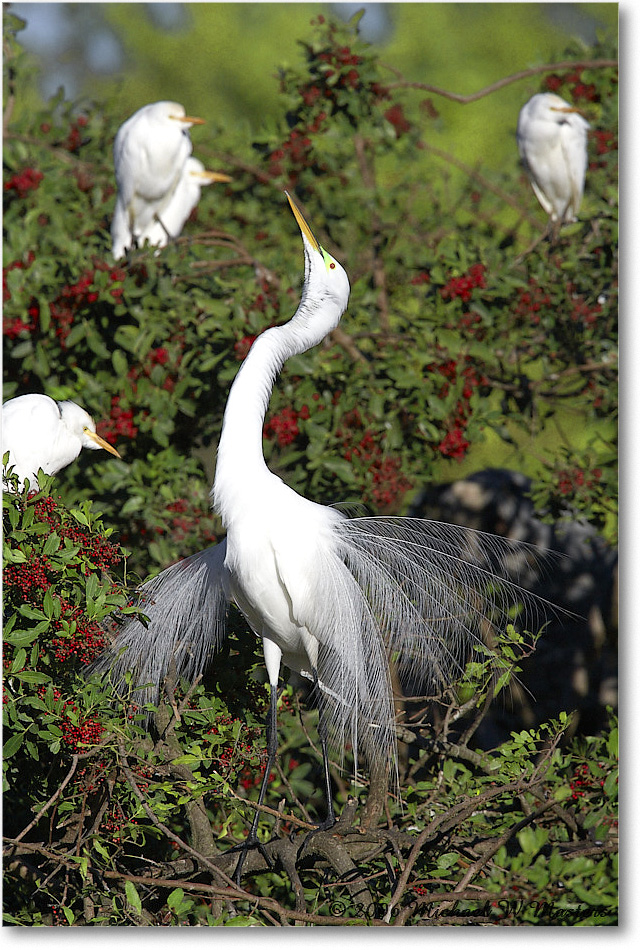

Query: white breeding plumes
left=93, top=195, right=553, bottom=878
left=517, top=92, right=590, bottom=225
left=2, top=394, right=121, bottom=490
left=139, top=157, right=232, bottom=250
left=111, top=101, right=206, bottom=260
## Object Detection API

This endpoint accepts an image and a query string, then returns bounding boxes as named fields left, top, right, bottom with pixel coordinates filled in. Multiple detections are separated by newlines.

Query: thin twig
left=13, top=755, right=79, bottom=844
left=117, top=742, right=244, bottom=893
left=385, top=59, right=618, bottom=103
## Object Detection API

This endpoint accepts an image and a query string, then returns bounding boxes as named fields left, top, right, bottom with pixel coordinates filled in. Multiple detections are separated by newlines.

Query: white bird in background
left=94, top=195, right=550, bottom=875
left=517, top=92, right=590, bottom=226
left=138, top=157, right=232, bottom=250
left=111, top=100, right=207, bottom=260
left=2, top=394, right=121, bottom=490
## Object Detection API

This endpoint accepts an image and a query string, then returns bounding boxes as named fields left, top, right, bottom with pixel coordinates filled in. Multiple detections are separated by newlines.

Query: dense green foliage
left=3, top=9, right=617, bottom=927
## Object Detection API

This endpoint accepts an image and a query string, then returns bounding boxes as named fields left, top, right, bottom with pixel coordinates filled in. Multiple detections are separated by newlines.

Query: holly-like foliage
left=3, top=10, right=617, bottom=927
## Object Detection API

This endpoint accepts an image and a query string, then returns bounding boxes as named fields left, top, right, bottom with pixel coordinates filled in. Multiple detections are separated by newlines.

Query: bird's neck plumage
left=212, top=295, right=336, bottom=526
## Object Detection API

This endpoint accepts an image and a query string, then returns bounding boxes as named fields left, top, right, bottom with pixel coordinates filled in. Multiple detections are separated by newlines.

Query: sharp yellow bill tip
left=170, top=114, right=205, bottom=126
left=196, top=171, right=232, bottom=183
left=285, top=192, right=320, bottom=251
left=88, top=431, right=122, bottom=459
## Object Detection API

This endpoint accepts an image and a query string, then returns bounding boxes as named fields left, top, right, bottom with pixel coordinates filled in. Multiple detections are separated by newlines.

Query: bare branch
left=385, top=59, right=618, bottom=103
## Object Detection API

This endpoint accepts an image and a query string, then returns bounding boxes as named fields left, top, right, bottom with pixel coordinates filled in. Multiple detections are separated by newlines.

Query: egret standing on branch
left=111, top=101, right=210, bottom=259
left=138, top=157, right=232, bottom=251
left=517, top=92, right=590, bottom=228
left=94, top=195, right=550, bottom=871
left=2, top=394, right=121, bottom=490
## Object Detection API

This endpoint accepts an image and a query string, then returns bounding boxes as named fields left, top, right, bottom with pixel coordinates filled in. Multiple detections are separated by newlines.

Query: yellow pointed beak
left=552, top=105, right=585, bottom=116
left=192, top=170, right=232, bottom=183
left=170, top=114, right=205, bottom=126
left=285, top=191, right=320, bottom=252
left=85, top=429, right=122, bottom=459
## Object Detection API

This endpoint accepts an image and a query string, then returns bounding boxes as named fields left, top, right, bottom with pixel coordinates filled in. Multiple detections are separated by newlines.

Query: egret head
left=58, top=401, right=121, bottom=458
left=162, top=101, right=205, bottom=129
left=286, top=192, right=351, bottom=323
left=186, top=157, right=232, bottom=185
left=525, top=93, right=589, bottom=129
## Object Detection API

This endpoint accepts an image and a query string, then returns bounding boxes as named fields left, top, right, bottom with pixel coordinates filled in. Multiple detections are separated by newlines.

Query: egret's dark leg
left=233, top=683, right=278, bottom=884
left=154, top=211, right=172, bottom=244
left=313, top=668, right=335, bottom=830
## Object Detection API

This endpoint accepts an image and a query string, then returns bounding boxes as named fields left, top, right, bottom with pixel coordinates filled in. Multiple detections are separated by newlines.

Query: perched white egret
left=517, top=92, right=590, bottom=225
left=111, top=101, right=206, bottom=260
left=2, top=395, right=121, bottom=490
left=138, top=157, right=232, bottom=250
left=94, top=195, right=551, bottom=874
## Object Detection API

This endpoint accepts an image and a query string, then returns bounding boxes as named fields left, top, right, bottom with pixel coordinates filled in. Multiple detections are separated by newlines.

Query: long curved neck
left=212, top=308, right=330, bottom=525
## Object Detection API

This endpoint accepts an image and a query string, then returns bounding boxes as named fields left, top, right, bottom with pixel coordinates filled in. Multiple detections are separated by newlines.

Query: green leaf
left=14, top=670, right=51, bottom=684
left=112, top=349, right=130, bottom=377
left=3, top=732, right=24, bottom=758
left=124, top=880, right=142, bottom=915
left=42, top=531, right=61, bottom=556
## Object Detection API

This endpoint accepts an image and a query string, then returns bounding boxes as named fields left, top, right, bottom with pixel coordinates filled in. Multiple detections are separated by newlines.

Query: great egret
left=111, top=101, right=206, bottom=260
left=517, top=92, right=590, bottom=226
left=94, top=195, right=550, bottom=870
left=2, top=394, right=121, bottom=490
left=137, top=157, right=232, bottom=250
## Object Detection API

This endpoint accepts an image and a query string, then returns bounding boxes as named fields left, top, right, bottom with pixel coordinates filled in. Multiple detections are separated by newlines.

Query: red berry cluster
left=302, top=19, right=389, bottom=106
left=514, top=278, right=553, bottom=327
left=568, top=761, right=612, bottom=803
left=64, top=114, right=88, bottom=153
left=544, top=71, right=599, bottom=103
left=249, top=277, right=282, bottom=319
left=266, top=16, right=391, bottom=184
left=440, top=263, right=486, bottom=303
left=51, top=604, right=106, bottom=666
left=3, top=554, right=52, bottom=598
left=99, top=803, right=132, bottom=844
left=426, top=356, right=489, bottom=462
left=234, top=334, right=257, bottom=361
left=47, top=264, right=124, bottom=347
left=3, top=250, right=35, bottom=300
left=384, top=103, right=412, bottom=139
left=36, top=687, right=105, bottom=753
left=207, top=715, right=265, bottom=778
left=97, top=395, right=138, bottom=442
left=268, top=128, right=321, bottom=183
left=264, top=404, right=310, bottom=447
left=34, top=495, right=121, bottom=573
left=589, top=128, right=618, bottom=170
left=2, top=252, right=40, bottom=339
left=4, top=167, right=43, bottom=198
left=556, top=465, right=602, bottom=498
left=437, top=426, right=470, bottom=462
left=150, top=346, right=170, bottom=366
left=337, top=408, right=413, bottom=511
left=565, top=282, right=603, bottom=327
left=59, top=706, right=105, bottom=752
left=162, top=496, right=219, bottom=547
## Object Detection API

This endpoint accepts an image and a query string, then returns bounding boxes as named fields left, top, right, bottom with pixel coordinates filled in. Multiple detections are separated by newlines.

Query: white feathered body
left=2, top=395, right=117, bottom=489
left=94, top=199, right=551, bottom=777
left=517, top=92, right=590, bottom=223
left=111, top=101, right=201, bottom=258
left=139, top=158, right=229, bottom=249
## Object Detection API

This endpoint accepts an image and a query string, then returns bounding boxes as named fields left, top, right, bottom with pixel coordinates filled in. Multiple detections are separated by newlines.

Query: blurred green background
left=10, top=2, right=618, bottom=175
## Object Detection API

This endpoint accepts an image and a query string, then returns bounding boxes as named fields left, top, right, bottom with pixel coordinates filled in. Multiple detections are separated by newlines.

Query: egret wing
left=90, top=541, right=229, bottom=712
